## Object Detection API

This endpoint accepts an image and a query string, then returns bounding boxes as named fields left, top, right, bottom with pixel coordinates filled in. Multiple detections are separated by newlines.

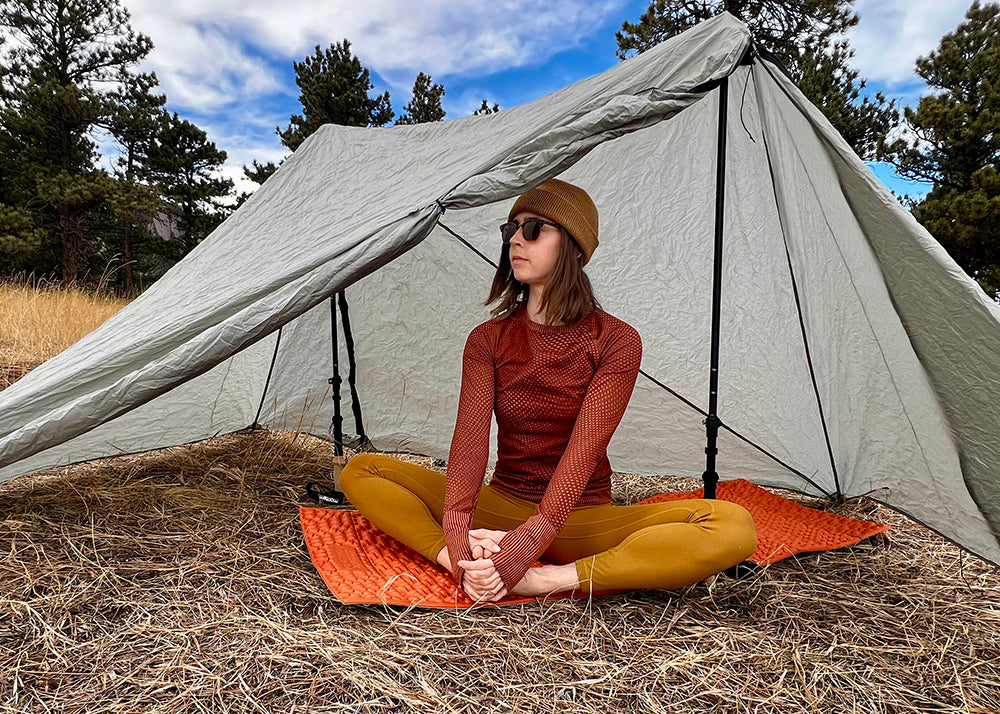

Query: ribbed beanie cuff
left=508, top=179, right=599, bottom=264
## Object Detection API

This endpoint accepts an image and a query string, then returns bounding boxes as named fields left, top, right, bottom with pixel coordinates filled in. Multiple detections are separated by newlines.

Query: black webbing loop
left=338, top=291, right=369, bottom=448
left=328, top=289, right=370, bottom=455
left=305, top=481, right=347, bottom=507
left=329, top=295, right=345, bottom=456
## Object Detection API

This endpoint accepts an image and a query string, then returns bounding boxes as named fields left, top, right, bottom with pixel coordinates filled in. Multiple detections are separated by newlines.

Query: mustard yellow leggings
left=339, top=454, right=757, bottom=593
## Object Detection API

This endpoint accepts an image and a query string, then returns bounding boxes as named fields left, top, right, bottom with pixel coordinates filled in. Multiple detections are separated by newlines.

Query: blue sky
left=120, top=0, right=973, bottom=200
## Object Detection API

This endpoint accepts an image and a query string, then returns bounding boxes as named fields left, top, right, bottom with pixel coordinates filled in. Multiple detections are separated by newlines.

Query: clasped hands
left=458, top=528, right=508, bottom=602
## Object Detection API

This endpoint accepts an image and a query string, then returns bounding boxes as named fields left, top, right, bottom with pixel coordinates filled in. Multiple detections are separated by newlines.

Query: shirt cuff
left=442, top=510, right=475, bottom=584
left=491, top=514, right=558, bottom=589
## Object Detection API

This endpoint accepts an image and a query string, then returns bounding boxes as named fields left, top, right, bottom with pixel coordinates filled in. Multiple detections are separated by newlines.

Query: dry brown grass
left=1, top=429, right=998, bottom=714
left=0, top=278, right=128, bottom=388
left=2, top=283, right=999, bottom=712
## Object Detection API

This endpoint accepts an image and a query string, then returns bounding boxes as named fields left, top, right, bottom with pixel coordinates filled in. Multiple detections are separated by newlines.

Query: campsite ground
left=2, top=281, right=999, bottom=713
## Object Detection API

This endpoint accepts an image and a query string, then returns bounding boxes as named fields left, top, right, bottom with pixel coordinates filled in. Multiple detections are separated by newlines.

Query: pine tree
left=0, top=0, right=153, bottom=285
left=879, top=1, right=1000, bottom=298
left=615, top=0, right=897, bottom=160
left=796, top=42, right=898, bottom=161
left=146, top=112, right=234, bottom=257
left=473, top=99, right=500, bottom=116
left=0, top=72, right=44, bottom=275
left=233, top=160, right=279, bottom=209
left=277, top=40, right=393, bottom=151
left=242, top=40, right=395, bottom=205
left=105, top=70, right=166, bottom=295
left=396, top=72, right=445, bottom=125
left=243, top=160, right=279, bottom=185
left=617, top=0, right=856, bottom=59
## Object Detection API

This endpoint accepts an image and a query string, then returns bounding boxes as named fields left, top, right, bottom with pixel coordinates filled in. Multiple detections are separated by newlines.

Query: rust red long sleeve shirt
left=442, top=304, right=642, bottom=590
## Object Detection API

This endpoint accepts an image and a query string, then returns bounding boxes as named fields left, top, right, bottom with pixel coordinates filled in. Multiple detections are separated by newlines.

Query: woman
left=340, top=179, right=757, bottom=602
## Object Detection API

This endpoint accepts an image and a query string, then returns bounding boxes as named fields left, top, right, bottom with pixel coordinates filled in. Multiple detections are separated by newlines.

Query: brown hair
left=485, top=226, right=600, bottom=326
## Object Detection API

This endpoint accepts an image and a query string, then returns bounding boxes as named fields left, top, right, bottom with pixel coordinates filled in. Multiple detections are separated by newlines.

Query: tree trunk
left=123, top=217, right=136, bottom=297
left=58, top=116, right=78, bottom=287
left=59, top=201, right=78, bottom=287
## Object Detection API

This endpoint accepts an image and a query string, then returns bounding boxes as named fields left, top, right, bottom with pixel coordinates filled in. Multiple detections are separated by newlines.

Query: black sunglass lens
left=500, top=219, right=549, bottom=242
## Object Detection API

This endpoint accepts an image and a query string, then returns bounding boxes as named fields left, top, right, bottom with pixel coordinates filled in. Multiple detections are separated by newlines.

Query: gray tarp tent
left=2, top=13, right=999, bottom=566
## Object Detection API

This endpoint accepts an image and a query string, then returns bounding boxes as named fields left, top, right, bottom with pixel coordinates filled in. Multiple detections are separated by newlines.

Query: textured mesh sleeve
left=490, top=324, right=642, bottom=589
left=441, top=325, right=495, bottom=585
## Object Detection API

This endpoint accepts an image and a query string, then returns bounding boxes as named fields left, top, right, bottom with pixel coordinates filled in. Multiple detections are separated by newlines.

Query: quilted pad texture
left=301, top=478, right=889, bottom=609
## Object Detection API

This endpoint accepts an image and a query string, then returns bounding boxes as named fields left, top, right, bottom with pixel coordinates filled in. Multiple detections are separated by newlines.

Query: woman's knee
left=339, top=454, right=447, bottom=512
left=338, top=453, right=388, bottom=498
left=711, top=500, right=758, bottom=562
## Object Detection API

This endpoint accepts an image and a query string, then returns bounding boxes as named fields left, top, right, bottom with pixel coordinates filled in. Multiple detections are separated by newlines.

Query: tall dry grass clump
left=0, top=277, right=129, bottom=388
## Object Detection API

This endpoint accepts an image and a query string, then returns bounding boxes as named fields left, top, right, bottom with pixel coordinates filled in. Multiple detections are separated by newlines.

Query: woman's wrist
left=435, top=544, right=451, bottom=571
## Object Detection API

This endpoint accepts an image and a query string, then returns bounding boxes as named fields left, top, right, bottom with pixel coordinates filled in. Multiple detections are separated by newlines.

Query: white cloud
left=123, top=0, right=974, bottom=120
left=113, top=1, right=972, bottom=201
left=847, top=0, right=971, bottom=88
left=125, top=0, right=625, bottom=112
left=117, top=0, right=628, bottom=197
left=126, top=7, right=285, bottom=110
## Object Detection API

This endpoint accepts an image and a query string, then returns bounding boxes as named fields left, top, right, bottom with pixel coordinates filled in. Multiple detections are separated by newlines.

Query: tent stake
left=702, top=75, right=729, bottom=500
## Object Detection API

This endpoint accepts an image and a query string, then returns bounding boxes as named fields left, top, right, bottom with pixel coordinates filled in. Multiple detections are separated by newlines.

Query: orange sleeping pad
left=300, top=478, right=889, bottom=609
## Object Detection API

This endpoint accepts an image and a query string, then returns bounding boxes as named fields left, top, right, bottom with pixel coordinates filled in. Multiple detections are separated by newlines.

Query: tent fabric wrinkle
left=1, top=12, right=999, bottom=568
left=755, top=61, right=995, bottom=557
left=752, top=94, right=842, bottom=497
left=446, top=93, right=703, bottom=209
left=0, top=205, right=442, bottom=469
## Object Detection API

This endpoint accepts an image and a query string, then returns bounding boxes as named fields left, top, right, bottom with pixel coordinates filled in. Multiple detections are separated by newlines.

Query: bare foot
left=511, top=563, right=580, bottom=596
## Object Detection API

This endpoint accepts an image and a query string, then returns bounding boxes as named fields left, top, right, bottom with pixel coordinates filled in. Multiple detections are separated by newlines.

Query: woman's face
left=507, top=211, right=564, bottom=289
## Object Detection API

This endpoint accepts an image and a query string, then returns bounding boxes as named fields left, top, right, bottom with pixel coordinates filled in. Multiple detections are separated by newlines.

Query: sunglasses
left=499, top=218, right=560, bottom=244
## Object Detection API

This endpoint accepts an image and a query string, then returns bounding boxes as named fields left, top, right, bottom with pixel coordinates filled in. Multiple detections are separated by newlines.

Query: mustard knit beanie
left=508, top=179, right=599, bottom=265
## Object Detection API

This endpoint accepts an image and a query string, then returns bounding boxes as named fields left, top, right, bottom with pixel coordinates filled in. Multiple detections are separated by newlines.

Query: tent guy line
left=757, top=57, right=937, bottom=497
left=437, top=217, right=833, bottom=500
left=754, top=60, right=842, bottom=500
left=637, top=367, right=833, bottom=500
left=437, top=221, right=497, bottom=269
left=2, top=14, right=998, bottom=567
